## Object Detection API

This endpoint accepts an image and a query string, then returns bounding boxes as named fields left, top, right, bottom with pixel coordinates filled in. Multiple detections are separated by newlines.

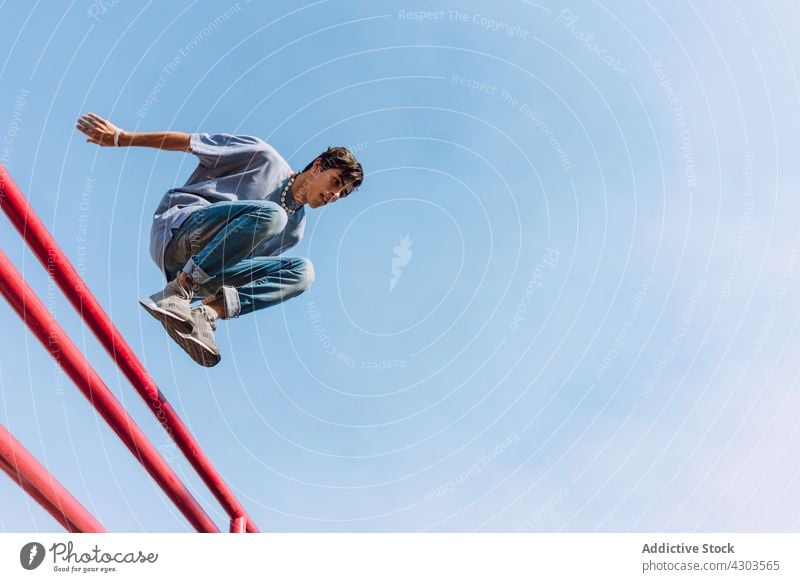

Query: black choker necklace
left=279, top=175, right=301, bottom=215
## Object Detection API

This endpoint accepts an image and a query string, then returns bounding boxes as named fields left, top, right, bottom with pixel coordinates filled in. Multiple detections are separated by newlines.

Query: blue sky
left=1, top=0, right=799, bottom=532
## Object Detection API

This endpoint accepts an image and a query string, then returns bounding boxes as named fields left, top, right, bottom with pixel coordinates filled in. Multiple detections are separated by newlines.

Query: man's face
left=304, top=159, right=353, bottom=209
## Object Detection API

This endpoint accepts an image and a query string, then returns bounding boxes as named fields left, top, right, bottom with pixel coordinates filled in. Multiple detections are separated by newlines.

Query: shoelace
left=198, top=306, right=217, bottom=331
left=177, top=277, right=194, bottom=300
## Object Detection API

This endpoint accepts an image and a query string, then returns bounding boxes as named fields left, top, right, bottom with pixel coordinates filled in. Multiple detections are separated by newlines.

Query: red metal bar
left=0, top=164, right=258, bottom=532
left=230, top=516, right=247, bottom=533
left=0, top=423, right=106, bottom=532
left=0, top=250, right=219, bottom=532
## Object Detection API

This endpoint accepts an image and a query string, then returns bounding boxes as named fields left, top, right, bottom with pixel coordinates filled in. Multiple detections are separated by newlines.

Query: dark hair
left=302, top=146, right=364, bottom=196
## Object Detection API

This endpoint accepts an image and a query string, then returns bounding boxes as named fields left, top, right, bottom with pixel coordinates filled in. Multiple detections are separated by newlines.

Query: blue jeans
left=163, top=201, right=314, bottom=316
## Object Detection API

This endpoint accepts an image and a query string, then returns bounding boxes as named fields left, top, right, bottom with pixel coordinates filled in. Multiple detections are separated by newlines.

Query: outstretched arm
left=76, top=112, right=191, bottom=152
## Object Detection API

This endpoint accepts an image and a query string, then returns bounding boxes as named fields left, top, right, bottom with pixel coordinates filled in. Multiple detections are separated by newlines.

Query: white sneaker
left=167, top=305, right=221, bottom=367
left=139, top=276, right=195, bottom=334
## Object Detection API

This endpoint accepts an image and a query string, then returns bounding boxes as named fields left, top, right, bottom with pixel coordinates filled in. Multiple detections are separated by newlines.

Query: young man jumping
left=76, top=112, right=363, bottom=367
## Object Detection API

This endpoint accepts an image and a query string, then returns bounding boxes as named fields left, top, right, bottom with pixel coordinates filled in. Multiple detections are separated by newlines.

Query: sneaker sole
left=165, top=324, right=221, bottom=368
left=139, top=297, right=194, bottom=335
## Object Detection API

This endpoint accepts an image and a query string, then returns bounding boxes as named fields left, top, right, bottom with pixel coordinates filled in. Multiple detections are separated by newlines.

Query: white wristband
left=113, top=129, right=121, bottom=147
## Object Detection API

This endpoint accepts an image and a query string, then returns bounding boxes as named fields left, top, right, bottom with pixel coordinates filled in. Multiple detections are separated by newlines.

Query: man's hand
left=76, top=112, right=122, bottom=147
left=76, top=112, right=190, bottom=151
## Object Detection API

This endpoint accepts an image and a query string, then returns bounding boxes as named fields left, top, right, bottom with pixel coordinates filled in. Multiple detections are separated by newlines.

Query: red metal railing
left=0, top=250, right=218, bottom=531
left=0, top=164, right=258, bottom=532
left=0, top=423, right=105, bottom=533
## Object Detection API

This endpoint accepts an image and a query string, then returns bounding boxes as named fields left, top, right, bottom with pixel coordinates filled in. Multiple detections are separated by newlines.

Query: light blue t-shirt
left=149, top=133, right=305, bottom=274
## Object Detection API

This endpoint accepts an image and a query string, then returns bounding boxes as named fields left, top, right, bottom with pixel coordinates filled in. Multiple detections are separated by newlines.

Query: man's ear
left=311, top=157, right=324, bottom=174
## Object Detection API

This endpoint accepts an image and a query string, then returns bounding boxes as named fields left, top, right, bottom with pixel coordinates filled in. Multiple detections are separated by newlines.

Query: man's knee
left=250, top=201, right=287, bottom=239
left=295, top=257, right=315, bottom=292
